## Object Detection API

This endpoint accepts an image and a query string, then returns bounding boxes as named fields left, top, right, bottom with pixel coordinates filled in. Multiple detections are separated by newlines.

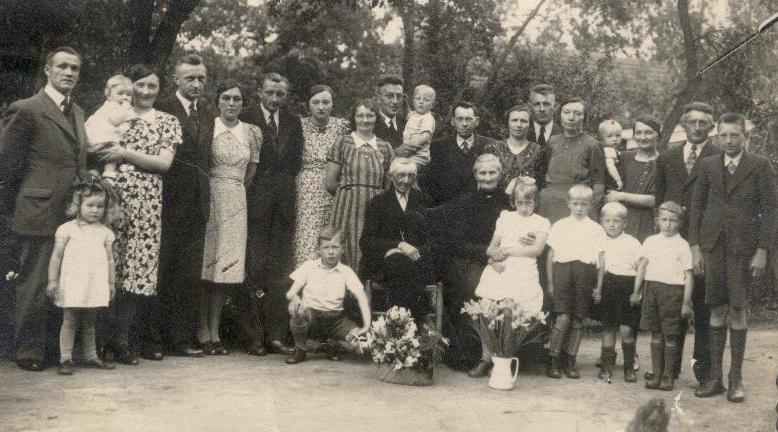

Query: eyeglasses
left=683, top=120, right=712, bottom=129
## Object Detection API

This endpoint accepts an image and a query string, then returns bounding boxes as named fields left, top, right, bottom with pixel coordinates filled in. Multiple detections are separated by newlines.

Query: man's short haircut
left=216, top=78, right=244, bottom=100
left=45, top=46, right=82, bottom=65
left=377, top=75, right=404, bottom=89
left=656, top=200, right=684, bottom=220
left=681, top=101, right=714, bottom=123
left=529, top=83, right=554, bottom=96
left=472, top=153, right=501, bottom=174
left=175, top=53, right=204, bottom=67
left=598, top=119, right=622, bottom=135
left=413, top=84, right=435, bottom=98
left=126, top=64, right=158, bottom=83
left=318, top=225, right=344, bottom=245
left=103, top=75, right=132, bottom=98
left=309, top=84, right=335, bottom=100
left=262, top=72, right=290, bottom=89
left=504, top=103, right=531, bottom=123
left=452, top=100, right=479, bottom=118
left=717, top=112, right=747, bottom=133
left=388, top=157, right=417, bottom=176
left=600, top=202, right=628, bottom=220
left=567, top=184, right=594, bottom=202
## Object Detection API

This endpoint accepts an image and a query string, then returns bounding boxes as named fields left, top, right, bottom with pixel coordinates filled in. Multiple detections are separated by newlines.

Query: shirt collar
left=261, top=104, right=277, bottom=124
left=351, top=132, right=378, bottom=150
left=684, top=139, right=707, bottom=152
left=724, top=150, right=744, bottom=167
left=457, top=135, right=473, bottom=147
left=380, top=111, right=395, bottom=128
left=214, top=117, right=244, bottom=138
left=44, top=84, right=67, bottom=109
left=395, top=189, right=408, bottom=200
left=317, top=260, right=343, bottom=272
left=535, top=120, right=552, bottom=134
left=176, top=90, right=196, bottom=115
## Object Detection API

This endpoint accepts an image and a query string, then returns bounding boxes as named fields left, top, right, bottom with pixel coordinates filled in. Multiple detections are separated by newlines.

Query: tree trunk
left=127, top=0, right=155, bottom=64
left=399, top=0, right=416, bottom=89
left=148, top=0, right=202, bottom=69
left=661, top=0, right=701, bottom=149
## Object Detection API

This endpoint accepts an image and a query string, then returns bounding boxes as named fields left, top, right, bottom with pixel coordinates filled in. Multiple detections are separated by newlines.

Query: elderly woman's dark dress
left=431, top=189, right=510, bottom=369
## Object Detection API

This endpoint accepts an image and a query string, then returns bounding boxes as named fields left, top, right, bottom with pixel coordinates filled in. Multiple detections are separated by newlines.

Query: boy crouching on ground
left=285, top=226, right=371, bottom=364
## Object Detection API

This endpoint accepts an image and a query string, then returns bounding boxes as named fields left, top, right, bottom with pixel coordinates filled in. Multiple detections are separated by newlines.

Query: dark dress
left=483, top=140, right=545, bottom=192
left=431, top=189, right=510, bottom=370
left=620, top=151, right=658, bottom=242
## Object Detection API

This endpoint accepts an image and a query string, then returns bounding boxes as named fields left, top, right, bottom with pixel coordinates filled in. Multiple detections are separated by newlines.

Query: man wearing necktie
left=526, top=84, right=562, bottom=148
left=155, top=53, right=214, bottom=358
left=373, top=75, right=409, bottom=151
left=0, top=47, right=88, bottom=371
left=239, top=72, right=303, bottom=355
left=655, top=102, right=720, bottom=384
left=690, top=112, right=777, bottom=403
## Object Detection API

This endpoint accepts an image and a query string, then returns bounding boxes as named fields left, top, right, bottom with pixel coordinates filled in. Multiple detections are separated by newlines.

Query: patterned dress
left=293, top=117, right=349, bottom=266
left=114, top=109, right=181, bottom=296
left=484, top=139, right=544, bottom=192
left=201, top=119, right=262, bottom=283
left=327, top=133, right=394, bottom=270
left=621, top=150, right=658, bottom=242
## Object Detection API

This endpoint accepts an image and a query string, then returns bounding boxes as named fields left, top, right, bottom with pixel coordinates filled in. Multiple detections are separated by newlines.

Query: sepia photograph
left=1, top=0, right=778, bottom=431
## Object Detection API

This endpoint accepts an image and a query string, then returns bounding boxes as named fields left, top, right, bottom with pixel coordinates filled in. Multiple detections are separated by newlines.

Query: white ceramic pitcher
left=488, top=356, right=519, bottom=390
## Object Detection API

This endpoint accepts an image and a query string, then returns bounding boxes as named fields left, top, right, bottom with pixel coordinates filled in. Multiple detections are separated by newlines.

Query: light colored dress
left=327, top=133, right=394, bottom=270
left=53, top=220, right=115, bottom=308
left=475, top=211, right=550, bottom=314
left=201, top=119, right=262, bottom=283
left=293, top=117, right=348, bottom=266
left=115, top=109, right=181, bottom=296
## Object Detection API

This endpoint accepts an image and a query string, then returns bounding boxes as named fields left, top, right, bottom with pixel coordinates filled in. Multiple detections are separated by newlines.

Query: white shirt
left=395, top=190, right=408, bottom=211
left=260, top=103, right=278, bottom=129
left=724, top=150, right=744, bottom=170
left=290, top=259, right=363, bottom=312
left=456, top=135, right=473, bottom=150
left=44, top=84, right=67, bottom=111
left=641, top=233, right=692, bottom=285
left=603, top=233, right=642, bottom=276
left=547, top=216, right=607, bottom=265
left=534, top=121, right=554, bottom=143
left=176, top=90, right=196, bottom=116
left=683, top=140, right=708, bottom=163
left=351, top=132, right=378, bottom=150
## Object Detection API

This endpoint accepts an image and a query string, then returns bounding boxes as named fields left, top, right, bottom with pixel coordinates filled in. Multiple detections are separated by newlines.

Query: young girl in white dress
left=47, top=177, right=119, bottom=375
left=476, top=177, right=550, bottom=312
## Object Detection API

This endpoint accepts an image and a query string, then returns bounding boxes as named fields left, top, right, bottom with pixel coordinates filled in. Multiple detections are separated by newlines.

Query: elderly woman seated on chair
left=359, top=157, right=434, bottom=320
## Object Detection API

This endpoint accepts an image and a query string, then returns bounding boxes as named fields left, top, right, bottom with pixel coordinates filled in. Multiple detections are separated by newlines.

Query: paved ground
left=1, top=325, right=776, bottom=432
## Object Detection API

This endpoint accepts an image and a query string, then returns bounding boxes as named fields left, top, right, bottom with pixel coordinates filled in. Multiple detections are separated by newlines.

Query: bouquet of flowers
left=358, top=306, right=448, bottom=384
left=461, top=298, right=546, bottom=358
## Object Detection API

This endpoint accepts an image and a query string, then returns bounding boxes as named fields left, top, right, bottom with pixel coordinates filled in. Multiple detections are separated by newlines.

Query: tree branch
left=148, top=0, right=202, bottom=69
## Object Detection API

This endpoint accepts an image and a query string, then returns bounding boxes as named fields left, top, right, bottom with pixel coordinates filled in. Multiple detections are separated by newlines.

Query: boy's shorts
left=293, top=307, right=357, bottom=342
left=704, top=247, right=751, bottom=308
left=640, top=281, right=684, bottom=336
left=591, top=272, right=640, bottom=329
left=552, top=261, right=596, bottom=319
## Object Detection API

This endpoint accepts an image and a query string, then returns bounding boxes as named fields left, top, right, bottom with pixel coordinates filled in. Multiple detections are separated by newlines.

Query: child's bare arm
left=47, top=239, right=68, bottom=297
left=485, top=230, right=506, bottom=262
left=594, top=251, right=605, bottom=303
left=681, top=269, right=694, bottom=318
left=605, top=157, right=623, bottom=188
left=631, top=257, right=648, bottom=305
left=105, top=242, right=115, bottom=299
left=546, top=249, right=555, bottom=295
left=504, top=233, right=547, bottom=258
left=285, top=279, right=305, bottom=301
left=347, top=283, right=372, bottom=334
left=403, top=131, right=431, bottom=151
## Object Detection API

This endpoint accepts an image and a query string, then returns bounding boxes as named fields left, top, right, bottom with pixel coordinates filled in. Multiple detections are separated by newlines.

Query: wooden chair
left=364, top=280, right=444, bottom=334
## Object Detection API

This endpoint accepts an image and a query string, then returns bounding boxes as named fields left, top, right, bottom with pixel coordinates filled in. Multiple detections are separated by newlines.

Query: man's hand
left=691, top=245, right=705, bottom=275
left=398, top=242, right=421, bottom=261
left=94, top=142, right=125, bottom=162
left=750, top=248, right=767, bottom=278
left=604, top=190, right=623, bottom=203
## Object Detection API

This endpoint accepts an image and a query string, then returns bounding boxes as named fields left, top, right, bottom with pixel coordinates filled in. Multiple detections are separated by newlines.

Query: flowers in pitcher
left=461, top=298, right=547, bottom=358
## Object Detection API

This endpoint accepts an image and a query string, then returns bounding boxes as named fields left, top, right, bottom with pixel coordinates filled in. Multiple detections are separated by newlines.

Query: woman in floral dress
left=293, top=85, right=349, bottom=266
left=484, top=103, right=545, bottom=193
left=325, top=98, right=394, bottom=270
left=106, top=64, right=181, bottom=364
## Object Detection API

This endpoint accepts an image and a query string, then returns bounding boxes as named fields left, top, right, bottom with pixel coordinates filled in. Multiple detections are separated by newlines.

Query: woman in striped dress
left=325, top=98, right=394, bottom=270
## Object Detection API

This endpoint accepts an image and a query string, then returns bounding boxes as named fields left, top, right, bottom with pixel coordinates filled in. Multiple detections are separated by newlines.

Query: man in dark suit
left=690, top=112, right=777, bottom=403
left=0, top=47, right=88, bottom=371
left=239, top=72, right=303, bottom=355
left=421, top=101, right=497, bottom=206
left=655, top=101, right=719, bottom=383
left=525, top=84, right=562, bottom=148
left=373, top=75, right=407, bottom=150
left=360, top=158, right=432, bottom=319
left=155, top=53, right=213, bottom=358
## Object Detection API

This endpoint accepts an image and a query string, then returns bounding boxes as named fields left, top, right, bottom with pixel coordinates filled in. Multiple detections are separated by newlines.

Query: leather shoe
left=467, top=359, right=493, bottom=378
left=325, top=343, right=340, bottom=361
left=17, top=359, right=44, bottom=372
left=268, top=340, right=294, bottom=355
left=247, top=343, right=267, bottom=357
left=58, top=360, right=74, bottom=376
left=84, top=359, right=116, bottom=370
left=141, top=351, right=164, bottom=361
left=285, top=349, right=307, bottom=364
left=213, top=342, right=229, bottom=356
left=173, top=345, right=204, bottom=357
left=695, top=378, right=726, bottom=398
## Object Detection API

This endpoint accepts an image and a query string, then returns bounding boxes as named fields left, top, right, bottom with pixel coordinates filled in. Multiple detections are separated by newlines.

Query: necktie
left=537, top=124, right=546, bottom=147
left=727, top=160, right=737, bottom=175
left=686, top=144, right=697, bottom=174
left=267, top=113, right=278, bottom=137
left=189, top=101, right=199, bottom=131
left=61, top=100, right=77, bottom=134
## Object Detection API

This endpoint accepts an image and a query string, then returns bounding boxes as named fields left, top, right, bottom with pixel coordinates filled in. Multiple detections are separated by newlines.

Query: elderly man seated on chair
left=360, top=157, right=433, bottom=319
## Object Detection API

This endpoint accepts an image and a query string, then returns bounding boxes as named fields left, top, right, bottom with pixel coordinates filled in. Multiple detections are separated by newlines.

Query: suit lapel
left=73, top=105, right=88, bottom=170
left=726, top=152, right=755, bottom=195
left=38, top=91, right=77, bottom=142
left=276, top=111, right=289, bottom=155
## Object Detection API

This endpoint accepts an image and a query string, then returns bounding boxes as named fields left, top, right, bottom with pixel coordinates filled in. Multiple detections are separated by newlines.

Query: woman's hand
left=604, top=190, right=623, bottom=203
left=518, top=232, right=537, bottom=247
left=95, top=142, right=126, bottom=163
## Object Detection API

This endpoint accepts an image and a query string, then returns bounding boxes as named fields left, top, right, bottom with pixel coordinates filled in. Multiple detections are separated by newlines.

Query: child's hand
left=285, top=290, right=297, bottom=301
left=490, top=247, right=507, bottom=262
left=629, top=291, right=642, bottom=306
left=546, top=283, right=554, bottom=296
left=681, top=301, right=693, bottom=318
left=616, top=179, right=623, bottom=190
left=592, top=289, right=602, bottom=304
left=46, top=281, right=58, bottom=299
left=490, top=260, right=506, bottom=274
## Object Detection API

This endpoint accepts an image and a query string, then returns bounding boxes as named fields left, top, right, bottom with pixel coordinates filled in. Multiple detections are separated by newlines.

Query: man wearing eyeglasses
left=655, top=101, right=720, bottom=385
left=373, top=75, right=408, bottom=150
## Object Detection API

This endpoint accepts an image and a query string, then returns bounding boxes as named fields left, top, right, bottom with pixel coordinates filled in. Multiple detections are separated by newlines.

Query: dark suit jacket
left=0, top=89, right=87, bottom=236
left=360, top=188, right=430, bottom=279
left=155, top=96, right=213, bottom=218
left=421, top=134, right=497, bottom=206
left=373, top=113, right=406, bottom=149
left=526, top=120, right=562, bottom=146
left=688, top=152, right=777, bottom=255
left=239, top=105, right=304, bottom=220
